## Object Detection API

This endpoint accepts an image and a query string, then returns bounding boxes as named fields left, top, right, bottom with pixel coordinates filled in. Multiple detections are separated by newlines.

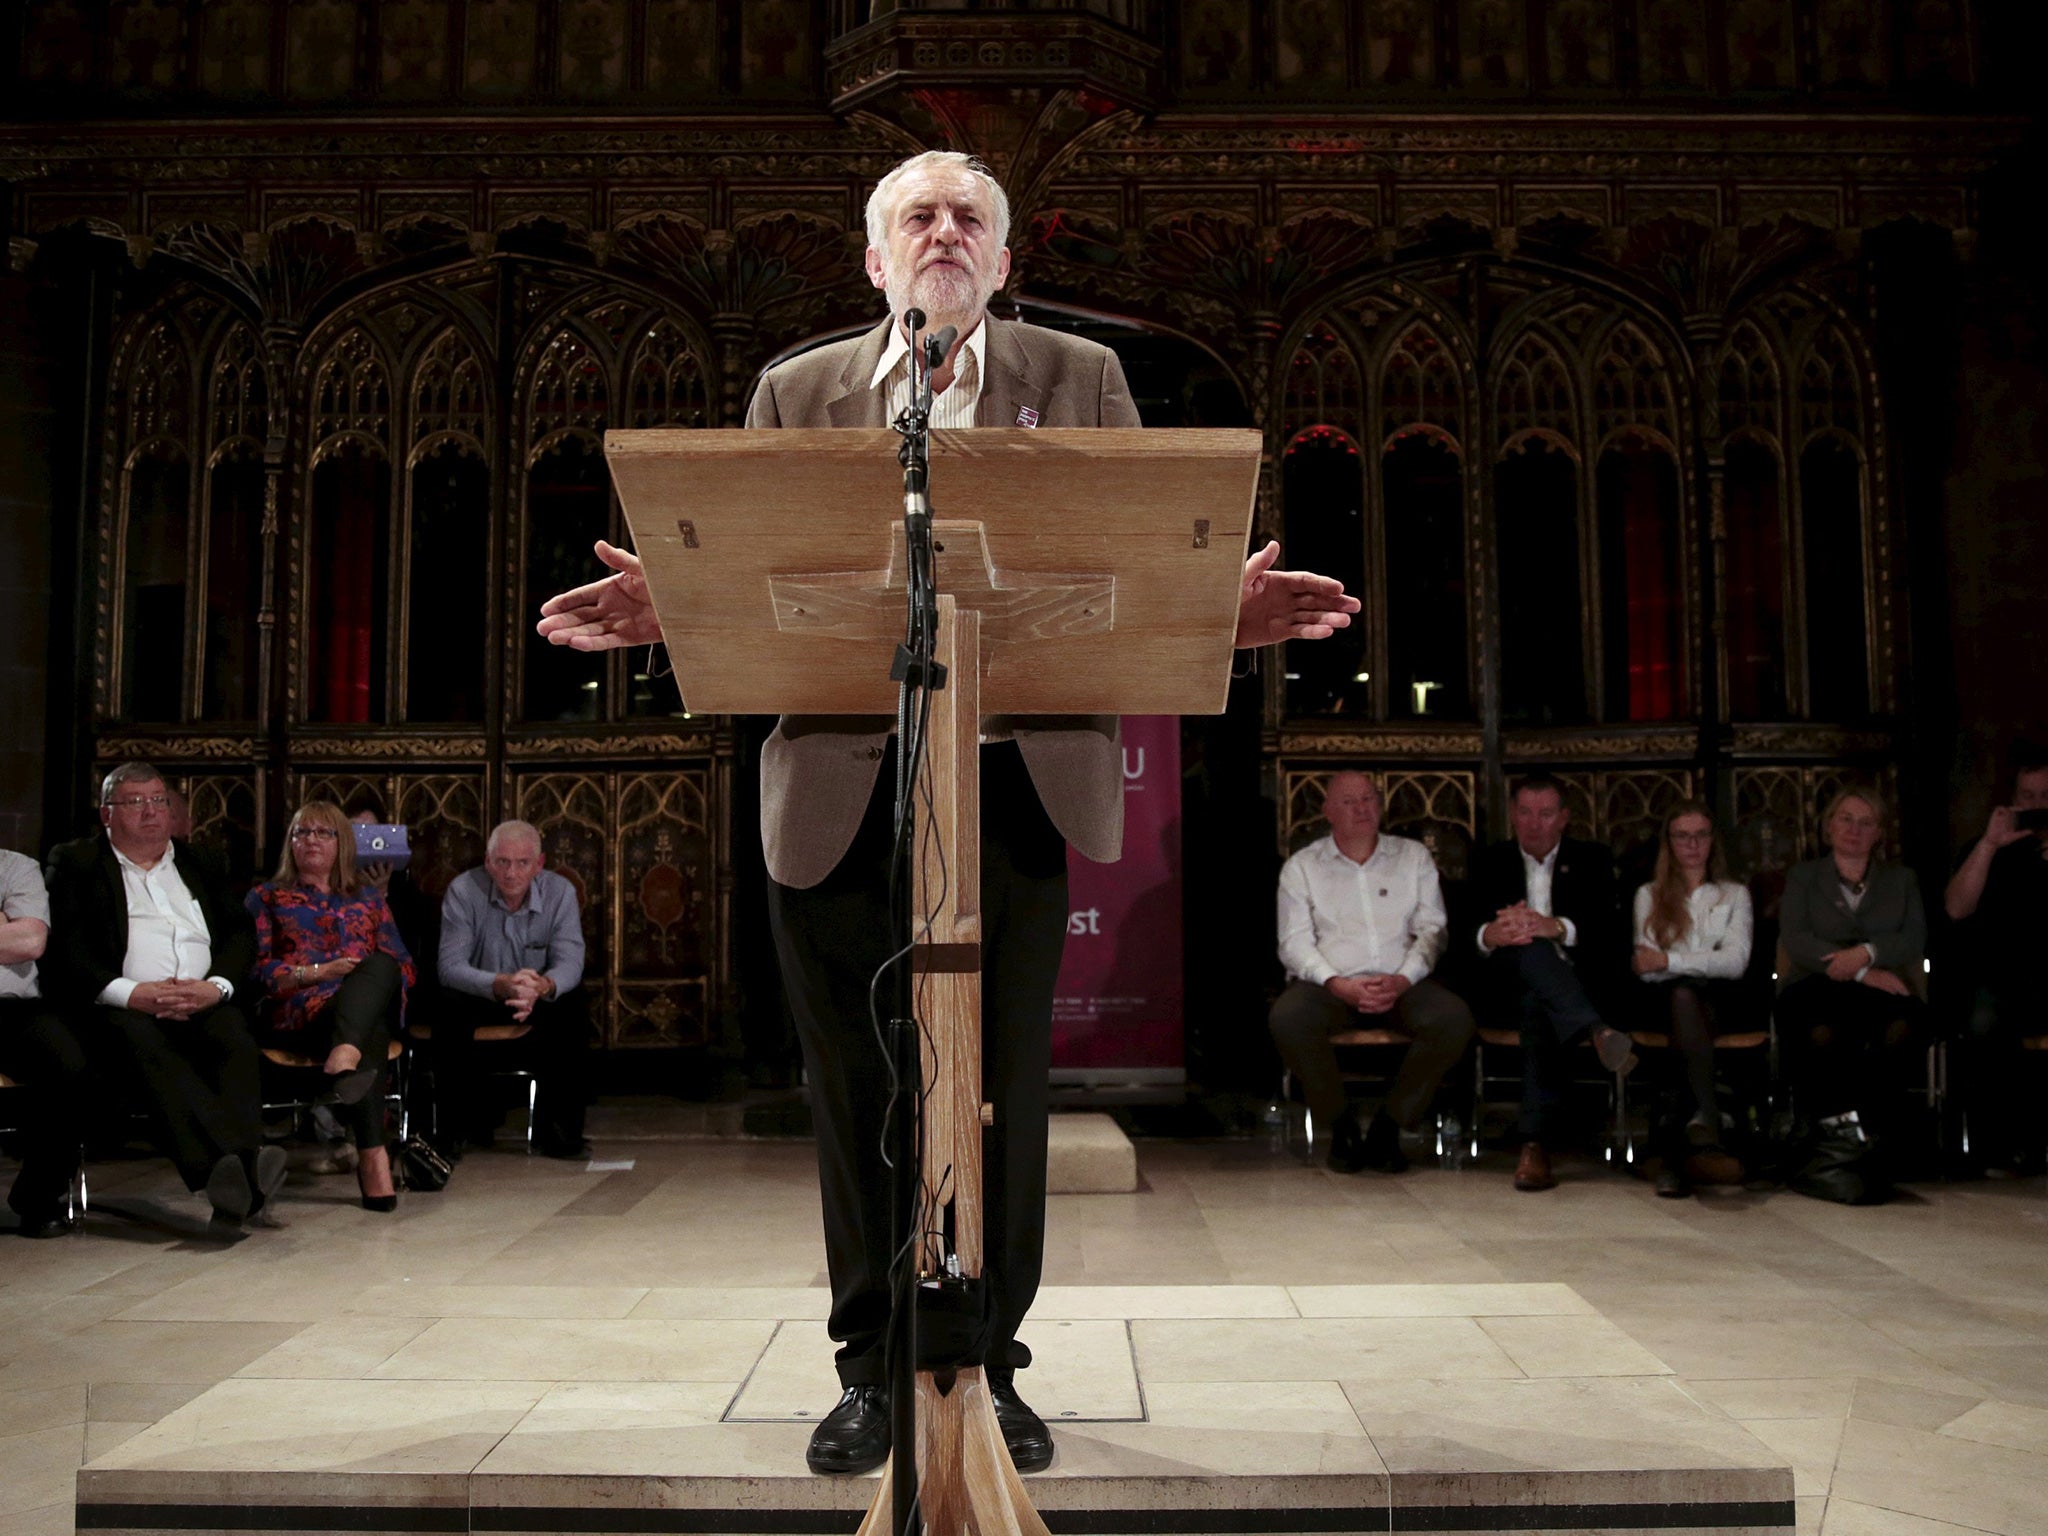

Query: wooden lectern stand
left=608, top=424, right=1261, bottom=1535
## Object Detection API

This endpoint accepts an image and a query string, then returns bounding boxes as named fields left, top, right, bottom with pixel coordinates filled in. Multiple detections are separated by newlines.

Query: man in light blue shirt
left=435, top=820, right=591, bottom=1159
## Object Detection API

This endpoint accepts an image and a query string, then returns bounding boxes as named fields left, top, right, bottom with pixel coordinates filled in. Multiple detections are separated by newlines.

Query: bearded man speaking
left=537, top=150, right=1358, bottom=1476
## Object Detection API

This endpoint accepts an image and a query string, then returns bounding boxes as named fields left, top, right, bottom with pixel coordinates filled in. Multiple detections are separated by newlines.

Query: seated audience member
left=1629, top=801, right=1754, bottom=1196
left=44, top=762, right=282, bottom=1225
left=1777, top=785, right=1928, bottom=1199
left=1943, top=748, right=2048, bottom=1174
left=246, top=801, right=414, bottom=1212
left=1270, top=771, right=1476, bottom=1172
left=436, top=820, right=591, bottom=1160
left=1473, top=772, right=1634, bottom=1193
left=1, top=845, right=92, bottom=1238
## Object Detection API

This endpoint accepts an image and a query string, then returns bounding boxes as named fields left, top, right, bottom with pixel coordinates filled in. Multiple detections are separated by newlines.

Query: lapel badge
left=1016, top=405, right=1039, bottom=428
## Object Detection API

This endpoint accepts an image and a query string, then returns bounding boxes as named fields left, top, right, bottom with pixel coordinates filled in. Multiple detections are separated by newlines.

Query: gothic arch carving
left=309, top=326, right=393, bottom=464
left=1377, top=317, right=1467, bottom=451
left=409, top=326, right=490, bottom=465
left=1494, top=328, right=1580, bottom=458
left=1590, top=319, right=1680, bottom=456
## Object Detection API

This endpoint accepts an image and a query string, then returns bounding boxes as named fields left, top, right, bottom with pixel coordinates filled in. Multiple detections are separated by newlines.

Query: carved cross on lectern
left=769, top=520, right=1115, bottom=652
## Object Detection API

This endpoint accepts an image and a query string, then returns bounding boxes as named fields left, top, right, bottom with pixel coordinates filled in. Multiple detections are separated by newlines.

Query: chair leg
left=1614, top=1069, right=1633, bottom=1167
left=525, top=1075, right=539, bottom=1152
left=1470, top=1041, right=1486, bottom=1160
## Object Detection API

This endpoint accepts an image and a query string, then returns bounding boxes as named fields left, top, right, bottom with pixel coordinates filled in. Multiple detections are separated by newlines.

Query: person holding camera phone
left=1944, top=748, right=2048, bottom=1174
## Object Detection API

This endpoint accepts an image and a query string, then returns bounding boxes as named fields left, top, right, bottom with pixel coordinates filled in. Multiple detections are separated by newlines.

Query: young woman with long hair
left=1630, top=799, right=1753, bottom=1195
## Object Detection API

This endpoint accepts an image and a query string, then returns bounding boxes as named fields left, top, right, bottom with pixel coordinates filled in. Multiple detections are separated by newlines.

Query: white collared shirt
left=97, top=842, right=233, bottom=1009
left=1277, top=833, right=1449, bottom=987
left=1475, top=843, right=1579, bottom=955
left=1632, top=880, right=1754, bottom=981
left=871, top=316, right=988, bottom=430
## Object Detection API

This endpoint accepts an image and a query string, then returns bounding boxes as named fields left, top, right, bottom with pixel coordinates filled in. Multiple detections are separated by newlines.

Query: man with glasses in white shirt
left=44, top=761, right=278, bottom=1226
left=1270, top=771, right=1476, bottom=1173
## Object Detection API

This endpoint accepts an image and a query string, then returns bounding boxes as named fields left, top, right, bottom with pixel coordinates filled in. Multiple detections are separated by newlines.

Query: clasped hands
left=1483, top=902, right=1564, bottom=950
left=493, top=967, right=554, bottom=1022
left=130, top=978, right=224, bottom=1021
left=533, top=539, right=1360, bottom=653
left=1324, top=972, right=1411, bottom=1015
left=1821, top=945, right=1910, bottom=995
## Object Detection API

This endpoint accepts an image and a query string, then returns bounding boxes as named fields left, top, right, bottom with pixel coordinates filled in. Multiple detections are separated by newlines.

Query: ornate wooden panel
left=394, top=775, right=488, bottom=900
left=1732, top=762, right=1899, bottom=872
left=1550, top=767, right=1696, bottom=857
left=174, top=771, right=260, bottom=878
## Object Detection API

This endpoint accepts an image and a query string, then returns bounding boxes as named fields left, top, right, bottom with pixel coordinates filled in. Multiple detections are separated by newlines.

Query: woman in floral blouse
left=246, top=800, right=415, bottom=1211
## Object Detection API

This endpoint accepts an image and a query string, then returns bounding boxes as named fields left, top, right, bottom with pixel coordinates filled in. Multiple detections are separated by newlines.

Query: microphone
left=903, top=308, right=926, bottom=336
left=924, top=325, right=958, bottom=370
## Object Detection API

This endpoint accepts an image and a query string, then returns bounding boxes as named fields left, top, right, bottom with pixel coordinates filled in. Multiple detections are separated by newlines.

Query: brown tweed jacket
left=746, top=315, right=1140, bottom=889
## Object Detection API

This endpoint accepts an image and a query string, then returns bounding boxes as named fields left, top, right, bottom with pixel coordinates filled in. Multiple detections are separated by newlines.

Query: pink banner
left=1051, top=715, right=1184, bottom=1078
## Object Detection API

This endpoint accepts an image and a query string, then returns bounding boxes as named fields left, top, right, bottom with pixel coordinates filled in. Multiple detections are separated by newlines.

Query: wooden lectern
left=608, top=424, right=1261, bottom=1535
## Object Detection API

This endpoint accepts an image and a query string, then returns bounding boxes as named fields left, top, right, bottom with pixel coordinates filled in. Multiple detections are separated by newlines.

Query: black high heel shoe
left=357, top=1144, right=398, bottom=1213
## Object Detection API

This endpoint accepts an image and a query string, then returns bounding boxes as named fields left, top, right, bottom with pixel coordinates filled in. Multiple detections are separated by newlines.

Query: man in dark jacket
left=1471, top=772, right=1633, bottom=1191
left=43, top=761, right=281, bottom=1225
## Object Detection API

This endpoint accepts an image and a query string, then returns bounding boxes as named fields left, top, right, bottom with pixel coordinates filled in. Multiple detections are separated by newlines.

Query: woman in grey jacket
left=1776, top=785, right=1929, bottom=1165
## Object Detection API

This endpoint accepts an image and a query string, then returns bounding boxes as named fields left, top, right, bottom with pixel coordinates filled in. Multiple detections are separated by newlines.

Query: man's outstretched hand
left=1234, top=540, right=1360, bottom=649
left=535, top=539, right=661, bottom=651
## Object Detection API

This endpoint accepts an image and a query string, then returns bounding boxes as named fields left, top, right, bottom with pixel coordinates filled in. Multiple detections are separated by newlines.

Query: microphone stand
left=883, top=308, right=943, bottom=1535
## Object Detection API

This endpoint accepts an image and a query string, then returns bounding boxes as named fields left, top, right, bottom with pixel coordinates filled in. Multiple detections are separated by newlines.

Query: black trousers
left=432, top=987, right=591, bottom=1147
left=86, top=999, right=260, bottom=1192
left=0, top=997, right=92, bottom=1222
left=265, top=952, right=403, bottom=1151
left=1486, top=942, right=1607, bottom=1142
left=1957, top=982, right=2045, bottom=1163
left=768, top=740, right=1069, bottom=1388
left=1777, top=973, right=1930, bottom=1132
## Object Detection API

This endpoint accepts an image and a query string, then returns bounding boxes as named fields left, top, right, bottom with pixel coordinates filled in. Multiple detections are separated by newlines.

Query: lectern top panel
left=606, top=426, right=1261, bottom=718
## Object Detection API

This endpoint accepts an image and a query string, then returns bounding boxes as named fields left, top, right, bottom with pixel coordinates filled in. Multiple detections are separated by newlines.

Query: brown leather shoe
left=1684, top=1145, right=1745, bottom=1186
left=1513, top=1141, right=1556, bottom=1192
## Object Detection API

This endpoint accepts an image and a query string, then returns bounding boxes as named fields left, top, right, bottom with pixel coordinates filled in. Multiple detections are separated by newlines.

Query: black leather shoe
left=15, top=1214, right=75, bottom=1239
left=536, top=1136, right=594, bottom=1161
left=245, top=1146, right=289, bottom=1219
left=205, top=1153, right=253, bottom=1222
left=987, top=1370, right=1053, bottom=1473
left=1324, top=1113, right=1370, bottom=1173
left=806, top=1385, right=890, bottom=1475
left=1358, top=1109, right=1410, bottom=1174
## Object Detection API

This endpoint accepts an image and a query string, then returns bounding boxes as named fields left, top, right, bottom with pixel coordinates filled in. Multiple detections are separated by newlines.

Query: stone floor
left=3, top=1126, right=2046, bottom=1535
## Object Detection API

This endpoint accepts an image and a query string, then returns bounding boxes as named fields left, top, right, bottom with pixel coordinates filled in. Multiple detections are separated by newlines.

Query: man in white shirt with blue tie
left=1270, top=771, right=1476, bottom=1173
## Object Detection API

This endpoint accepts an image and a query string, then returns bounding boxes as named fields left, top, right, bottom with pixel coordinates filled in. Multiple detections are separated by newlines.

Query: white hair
left=864, top=150, right=1012, bottom=256
left=486, top=819, right=543, bottom=859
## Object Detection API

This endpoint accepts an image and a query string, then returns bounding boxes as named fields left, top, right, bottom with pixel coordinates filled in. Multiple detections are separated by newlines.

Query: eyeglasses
left=106, top=794, right=170, bottom=810
left=290, top=827, right=340, bottom=843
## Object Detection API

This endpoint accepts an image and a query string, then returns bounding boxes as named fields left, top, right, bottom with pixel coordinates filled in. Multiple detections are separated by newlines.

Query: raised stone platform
left=74, top=1284, right=1791, bottom=1536
left=1047, top=1111, right=1140, bottom=1194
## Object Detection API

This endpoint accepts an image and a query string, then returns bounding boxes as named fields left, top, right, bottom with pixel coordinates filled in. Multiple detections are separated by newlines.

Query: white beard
left=884, top=255, right=993, bottom=331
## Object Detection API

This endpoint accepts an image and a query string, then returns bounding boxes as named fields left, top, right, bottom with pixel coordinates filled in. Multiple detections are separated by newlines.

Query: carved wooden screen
left=1494, top=329, right=1586, bottom=726
left=306, top=326, right=395, bottom=725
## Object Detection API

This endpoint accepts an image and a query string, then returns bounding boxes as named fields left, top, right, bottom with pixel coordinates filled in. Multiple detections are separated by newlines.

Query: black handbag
left=397, top=1135, right=453, bottom=1192
left=1788, top=1127, right=1890, bottom=1206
